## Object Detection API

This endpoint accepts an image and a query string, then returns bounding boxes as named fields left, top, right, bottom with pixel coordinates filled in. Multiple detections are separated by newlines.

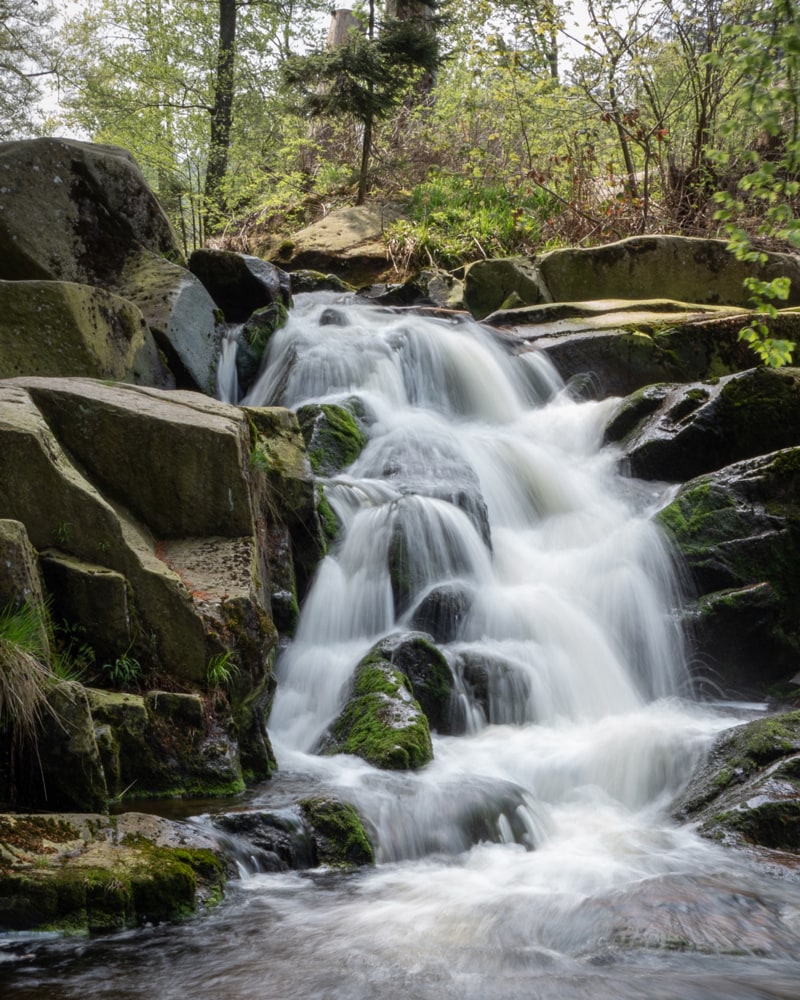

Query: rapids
left=3, top=294, right=800, bottom=999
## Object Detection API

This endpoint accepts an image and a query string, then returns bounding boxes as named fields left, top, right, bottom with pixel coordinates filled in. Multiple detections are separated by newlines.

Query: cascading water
left=5, top=293, right=800, bottom=1000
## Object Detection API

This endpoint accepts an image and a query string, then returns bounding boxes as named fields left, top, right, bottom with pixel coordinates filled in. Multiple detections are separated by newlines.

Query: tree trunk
left=205, top=0, right=237, bottom=232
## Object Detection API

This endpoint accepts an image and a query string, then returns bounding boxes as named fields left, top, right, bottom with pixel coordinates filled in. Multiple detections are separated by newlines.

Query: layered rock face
left=0, top=377, right=325, bottom=809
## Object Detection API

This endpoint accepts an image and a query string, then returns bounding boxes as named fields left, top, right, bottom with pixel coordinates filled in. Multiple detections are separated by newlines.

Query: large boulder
left=462, top=257, right=550, bottom=320
left=609, top=366, right=800, bottom=482
left=495, top=302, right=786, bottom=398
left=0, top=378, right=333, bottom=803
left=270, top=204, right=404, bottom=286
left=657, top=448, right=800, bottom=695
left=536, top=236, right=800, bottom=308
left=112, top=252, right=223, bottom=393
left=188, top=249, right=292, bottom=322
left=0, top=279, right=172, bottom=386
left=0, top=811, right=226, bottom=932
left=0, top=137, right=183, bottom=284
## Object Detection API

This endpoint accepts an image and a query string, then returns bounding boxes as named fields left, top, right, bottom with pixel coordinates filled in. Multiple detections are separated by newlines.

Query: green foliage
left=0, top=600, right=53, bottom=747
left=206, top=651, right=239, bottom=690
left=101, top=649, right=142, bottom=690
left=387, top=172, right=556, bottom=269
left=0, top=0, right=55, bottom=139
left=51, top=620, right=96, bottom=683
left=710, top=0, right=800, bottom=366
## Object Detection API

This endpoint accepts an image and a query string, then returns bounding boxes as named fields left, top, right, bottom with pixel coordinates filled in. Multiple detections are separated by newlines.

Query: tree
left=711, top=0, right=799, bottom=366
left=282, top=0, right=442, bottom=204
left=59, top=0, right=326, bottom=245
left=0, top=0, right=56, bottom=139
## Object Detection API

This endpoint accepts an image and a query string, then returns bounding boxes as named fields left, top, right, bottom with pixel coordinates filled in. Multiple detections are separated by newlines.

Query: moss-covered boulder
left=0, top=138, right=183, bottom=284
left=236, top=301, right=290, bottom=391
left=615, top=367, right=800, bottom=482
left=299, top=796, right=375, bottom=867
left=87, top=688, right=245, bottom=801
left=16, top=681, right=109, bottom=813
left=324, top=645, right=434, bottom=770
left=366, top=632, right=453, bottom=734
left=246, top=406, right=326, bottom=599
left=499, top=302, right=778, bottom=398
left=0, top=280, right=172, bottom=386
left=0, top=812, right=226, bottom=932
left=296, top=401, right=368, bottom=476
left=463, top=256, right=550, bottom=320
left=188, top=250, right=292, bottom=323
left=537, top=236, right=800, bottom=307
left=657, top=448, right=800, bottom=694
left=675, top=711, right=800, bottom=852
left=288, top=270, right=354, bottom=295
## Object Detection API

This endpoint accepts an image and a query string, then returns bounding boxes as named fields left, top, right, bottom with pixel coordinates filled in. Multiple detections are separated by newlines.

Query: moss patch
left=326, top=658, right=433, bottom=770
left=297, top=403, right=367, bottom=477
left=299, top=796, right=374, bottom=867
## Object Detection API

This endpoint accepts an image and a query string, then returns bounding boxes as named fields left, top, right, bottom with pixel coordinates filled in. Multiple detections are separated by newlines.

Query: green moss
left=300, top=796, right=375, bottom=867
left=714, top=801, right=800, bottom=850
left=328, top=659, right=433, bottom=770
left=316, top=485, right=340, bottom=545
left=297, top=403, right=367, bottom=476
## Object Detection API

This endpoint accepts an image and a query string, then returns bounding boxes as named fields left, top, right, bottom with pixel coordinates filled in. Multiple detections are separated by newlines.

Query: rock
left=0, top=811, right=226, bottom=932
left=247, top=406, right=326, bottom=598
left=0, top=520, right=50, bottom=657
left=189, top=249, right=292, bottom=322
left=299, top=796, right=375, bottom=867
left=296, top=402, right=368, bottom=476
left=324, top=645, right=434, bottom=770
left=0, top=137, right=183, bottom=284
left=368, top=632, right=453, bottom=734
left=271, top=204, right=404, bottom=285
left=617, top=367, right=800, bottom=482
left=499, top=302, right=760, bottom=398
left=675, top=711, right=800, bottom=852
left=40, top=552, right=132, bottom=664
left=657, top=448, right=800, bottom=694
left=288, top=270, right=354, bottom=294
left=237, top=302, right=290, bottom=392
left=0, top=279, right=172, bottom=386
left=113, top=251, right=223, bottom=393
left=408, top=582, right=475, bottom=644
left=537, top=236, right=800, bottom=307
left=17, top=680, right=108, bottom=813
left=87, top=688, right=245, bottom=801
left=0, top=379, right=295, bottom=799
left=213, top=808, right=314, bottom=871
left=463, top=256, right=550, bottom=320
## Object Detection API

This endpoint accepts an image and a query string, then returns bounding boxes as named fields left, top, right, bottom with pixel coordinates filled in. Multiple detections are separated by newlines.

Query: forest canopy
left=2, top=0, right=798, bottom=364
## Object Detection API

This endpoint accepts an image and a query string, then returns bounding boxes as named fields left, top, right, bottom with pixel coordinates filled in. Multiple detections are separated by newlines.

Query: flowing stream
left=4, top=294, right=800, bottom=999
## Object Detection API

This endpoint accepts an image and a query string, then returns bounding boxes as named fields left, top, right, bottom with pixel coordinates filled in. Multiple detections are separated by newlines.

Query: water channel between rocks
left=4, top=293, right=800, bottom=999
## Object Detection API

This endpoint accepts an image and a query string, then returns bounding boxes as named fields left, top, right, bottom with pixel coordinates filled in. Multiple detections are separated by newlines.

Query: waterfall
left=242, top=293, right=729, bottom=864
left=9, top=292, right=800, bottom=1000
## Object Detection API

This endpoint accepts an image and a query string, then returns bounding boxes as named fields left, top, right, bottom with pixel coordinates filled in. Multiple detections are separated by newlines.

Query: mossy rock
left=299, top=796, right=375, bottom=867
left=463, top=257, right=549, bottom=320
left=537, top=236, right=800, bottom=307
left=369, top=632, right=453, bottom=734
left=622, top=367, right=800, bottom=482
left=288, top=270, right=354, bottom=294
left=676, top=712, right=800, bottom=852
left=657, top=450, right=800, bottom=693
left=296, top=402, right=367, bottom=476
left=188, top=250, right=292, bottom=323
left=325, top=654, right=433, bottom=770
left=0, top=812, right=226, bottom=932
left=0, top=279, right=172, bottom=386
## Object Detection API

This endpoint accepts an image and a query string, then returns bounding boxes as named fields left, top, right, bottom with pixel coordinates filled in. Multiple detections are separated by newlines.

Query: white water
left=246, top=296, right=748, bottom=878
left=6, top=294, right=800, bottom=999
